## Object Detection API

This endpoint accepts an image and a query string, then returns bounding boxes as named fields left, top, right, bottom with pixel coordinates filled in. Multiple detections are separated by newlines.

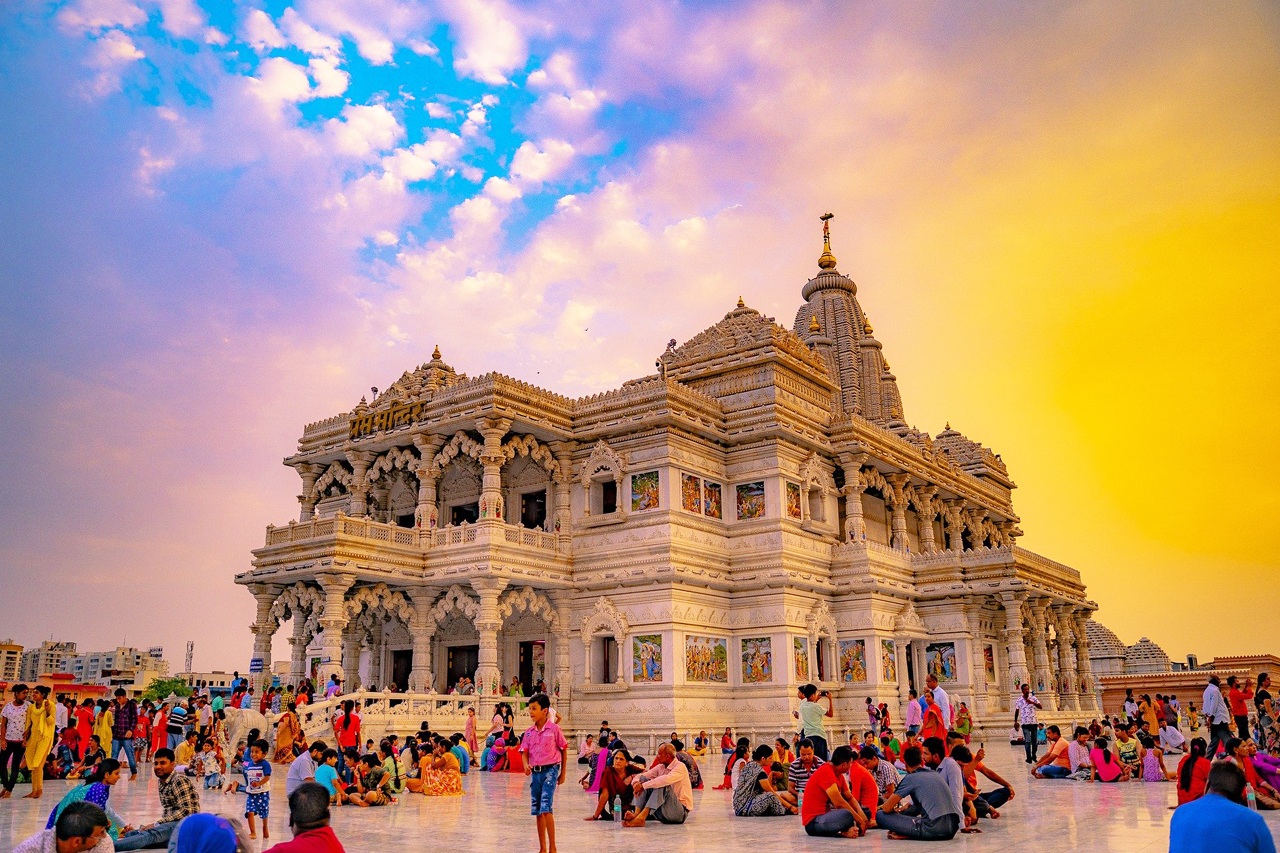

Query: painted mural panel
left=633, top=634, right=663, bottom=682
left=736, top=481, right=765, bottom=519
left=925, top=642, right=958, bottom=683
left=680, top=473, right=702, bottom=513
left=794, top=636, right=810, bottom=681
left=786, top=482, right=803, bottom=518
left=704, top=482, right=723, bottom=518
left=741, top=637, right=773, bottom=683
left=631, top=470, right=659, bottom=512
left=685, top=635, right=728, bottom=683
left=839, top=639, right=867, bottom=682
left=881, top=639, right=897, bottom=682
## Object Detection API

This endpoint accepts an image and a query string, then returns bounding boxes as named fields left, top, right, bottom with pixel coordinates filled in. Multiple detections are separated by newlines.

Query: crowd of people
left=5, top=669, right=1278, bottom=851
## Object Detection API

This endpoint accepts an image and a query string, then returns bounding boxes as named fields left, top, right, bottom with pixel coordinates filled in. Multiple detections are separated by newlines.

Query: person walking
left=24, top=685, right=57, bottom=798
left=1203, top=675, right=1233, bottom=756
left=109, top=690, right=138, bottom=781
left=1, top=683, right=31, bottom=798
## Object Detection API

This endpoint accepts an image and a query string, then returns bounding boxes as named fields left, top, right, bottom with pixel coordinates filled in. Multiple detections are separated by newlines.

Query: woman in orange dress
left=921, top=691, right=947, bottom=742
left=274, top=703, right=302, bottom=762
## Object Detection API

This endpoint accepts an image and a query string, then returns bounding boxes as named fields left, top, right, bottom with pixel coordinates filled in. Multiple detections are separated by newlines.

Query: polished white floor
left=2, top=743, right=1276, bottom=851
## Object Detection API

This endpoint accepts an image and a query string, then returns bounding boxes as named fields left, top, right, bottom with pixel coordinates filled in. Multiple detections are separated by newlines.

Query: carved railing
left=263, top=515, right=563, bottom=554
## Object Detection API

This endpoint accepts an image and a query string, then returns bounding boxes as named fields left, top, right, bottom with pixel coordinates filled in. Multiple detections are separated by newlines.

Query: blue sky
left=0, top=0, right=1276, bottom=669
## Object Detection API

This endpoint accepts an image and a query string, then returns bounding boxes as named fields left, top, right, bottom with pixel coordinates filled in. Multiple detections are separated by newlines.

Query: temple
left=235, top=215, right=1099, bottom=735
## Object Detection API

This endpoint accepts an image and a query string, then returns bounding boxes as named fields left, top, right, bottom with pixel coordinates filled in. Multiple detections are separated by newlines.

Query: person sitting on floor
left=1090, top=738, right=1124, bottom=784
left=798, top=746, right=866, bottom=838
left=584, top=748, right=639, bottom=821
left=961, top=746, right=1014, bottom=819
left=14, top=800, right=114, bottom=853
left=690, top=732, right=708, bottom=756
left=1113, top=724, right=1143, bottom=779
left=858, top=745, right=899, bottom=803
left=732, top=745, right=797, bottom=817
left=1032, top=726, right=1072, bottom=779
left=263, top=782, right=347, bottom=853
left=1169, top=761, right=1276, bottom=853
left=876, top=746, right=962, bottom=841
left=623, top=744, right=693, bottom=827
left=1175, top=739, right=1210, bottom=805
left=787, top=739, right=825, bottom=803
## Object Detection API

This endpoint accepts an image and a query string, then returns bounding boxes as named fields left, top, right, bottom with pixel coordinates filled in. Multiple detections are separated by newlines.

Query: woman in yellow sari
left=92, top=702, right=113, bottom=770
left=274, top=702, right=302, bottom=762
left=410, top=737, right=462, bottom=796
left=23, top=686, right=57, bottom=798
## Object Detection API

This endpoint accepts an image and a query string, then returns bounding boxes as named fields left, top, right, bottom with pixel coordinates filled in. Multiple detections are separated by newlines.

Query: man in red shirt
left=265, top=783, right=346, bottom=852
left=800, top=746, right=867, bottom=837
left=846, top=751, right=880, bottom=821
left=1227, top=677, right=1254, bottom=741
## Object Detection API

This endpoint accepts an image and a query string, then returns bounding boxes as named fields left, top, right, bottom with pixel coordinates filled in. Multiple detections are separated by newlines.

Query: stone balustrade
left=264, top=514, right=565, bottom=554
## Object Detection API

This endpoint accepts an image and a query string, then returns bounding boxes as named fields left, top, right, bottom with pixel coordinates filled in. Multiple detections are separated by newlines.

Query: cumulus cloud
left=280, top=8, right=343, bottom=60
left=83, top=30, right=145, bottom=98
left=57, top=0, right=146, bottom=33
left=155, top=0, right=207, bottom=39
left=325, top=103, right=405, bottom=158
left=443, top=0, right=526, bottom=84
left=242, top=9, right=286, bottom=52
left=509, top=138, right=575, bottom=187
left=249, top=57, right=314, bottom=106
left=308, top=57, right=350, bottom=98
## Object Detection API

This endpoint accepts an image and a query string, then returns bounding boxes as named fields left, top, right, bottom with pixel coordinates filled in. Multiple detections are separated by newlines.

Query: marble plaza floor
left=2, top=744, right=1277, bottom=852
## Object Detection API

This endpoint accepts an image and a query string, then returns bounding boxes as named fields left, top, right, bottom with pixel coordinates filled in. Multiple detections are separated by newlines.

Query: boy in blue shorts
left=243, top=739, right=272, bottom=840
left=521, top=694, right=567, bottom=853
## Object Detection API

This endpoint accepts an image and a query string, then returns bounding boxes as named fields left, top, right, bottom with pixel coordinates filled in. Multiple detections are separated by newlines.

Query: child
left=521, top=693, right=567, bottom=853
left=353, top=754, right=392, bottom=806
left=314, top=748, right=343, bottom=805
left=243, top=738, right=272, bottom=840
left=199, top=738, right=224, bottom=789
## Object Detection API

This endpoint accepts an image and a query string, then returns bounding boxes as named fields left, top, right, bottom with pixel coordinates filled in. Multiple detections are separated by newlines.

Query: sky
left=0, top=0, right=1277, bottom=675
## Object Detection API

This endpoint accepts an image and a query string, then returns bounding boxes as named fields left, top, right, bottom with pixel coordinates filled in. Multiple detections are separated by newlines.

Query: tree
left=142, top=677, right=192, bottom=703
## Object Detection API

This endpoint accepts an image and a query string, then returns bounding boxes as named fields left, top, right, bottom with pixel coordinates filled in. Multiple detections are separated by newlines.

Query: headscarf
left=172, top=813, right=240, bottom=853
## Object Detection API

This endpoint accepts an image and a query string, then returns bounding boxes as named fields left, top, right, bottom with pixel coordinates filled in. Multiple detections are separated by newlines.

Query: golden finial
left=737, top=296, right=745, bottom=308
left=808, top=313, right=820, bottom=333
left=432, top=344, right=441, bottom=360
left=863, top=318, right=874, bottom=335
left=945, top=421, right=951, bottom=430
left=818, top=212, right=837, bottom=270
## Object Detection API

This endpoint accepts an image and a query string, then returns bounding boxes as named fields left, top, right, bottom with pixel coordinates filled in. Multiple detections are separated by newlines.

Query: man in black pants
left=1014, top=683, right=1043, bottom=764
left=0, top=683, right=30, bottom=798
left=876, top=746, right=961, bottom=841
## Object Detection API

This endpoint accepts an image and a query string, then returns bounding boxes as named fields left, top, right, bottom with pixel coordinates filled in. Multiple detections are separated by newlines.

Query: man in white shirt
left=1066, top=727, right=1094, bottom=780
left=1159, top=723, right=1187, bottom=754
left=1203, top=676, right=1232, bottom=756
left=54, top=696, right=69, bottom=731
left=286, top=740, right=326, bottom=796
left=926, top=675, right=951, bottom=730
left=624, top=744, right=692, bottom=826
left=1013, top=684, right=1043, bottom=764
left=1, top=683, right=30, bottom=798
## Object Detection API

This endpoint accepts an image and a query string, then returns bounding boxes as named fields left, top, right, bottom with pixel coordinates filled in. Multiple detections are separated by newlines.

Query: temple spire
left=818, top=212, right=837, bottom=270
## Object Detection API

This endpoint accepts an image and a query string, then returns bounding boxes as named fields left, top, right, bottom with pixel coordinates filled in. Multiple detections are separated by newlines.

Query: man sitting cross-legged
left=798, top=746, right=868, bottom=838
left=623, top=744, right=692, bottom=827
left=875, top=746, right=962, bottom=841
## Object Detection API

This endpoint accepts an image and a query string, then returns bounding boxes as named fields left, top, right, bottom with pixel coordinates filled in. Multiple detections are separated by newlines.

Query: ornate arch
left=269, top=582, right=323, bottom=625
left=309, top=461, right=354, bottom=502
left=501, top=434, right=558, bottom=473
left=895, top=600, right=928, bottom=636
left=858, top=466, right=890, bottom=495
left=426, top=584, right=480, bottom=624
left=805, top=599, right=838, bottom=641
left=498, top=587, right=560, bottom=629
left=430, top=431, right=484, bottom=477
left=799, top=453, right=837, bottom=496
left=579, top=596, right=629, bottom=644
left=344, top=583, right=414, bottom=624
left=579, top=439, right=626, bottom=487
left=365, top=446, right=421, bottom=485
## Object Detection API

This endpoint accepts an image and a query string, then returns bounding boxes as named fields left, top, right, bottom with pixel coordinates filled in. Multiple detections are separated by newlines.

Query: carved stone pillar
left=476, top=418, right=511, bottom=520
left=551, top=589, right=573, bottom=720
left=837, top=453, right=867, bottom=543
left=913, top=486, right=939, bottom=553
left=412, top=435, right=446, bottom=529
left=1053, top=606, right=1080, bottom=711
left=288, top=612, right=312, bottom=687
left=471, top=577, right=509, bottom=694
left=1073, top=610, right=1098, bottom=711
left=249, top=584, right=281, bottom=694
left=943, top=500, right=966, bottom=551
left=296, top=463, right=322, bottom=522
left=549, top=442, right=575, bottom=534
left=999, top=592, right=1029, bottom=704
left=407, top=587, right=438, bottom=692
left=965, top=598, right=987, bottom=710
left=342, top=627, right=362, bottom=691
left=345, top=451, right=374, bottom=517
left=964, top=507, right=988, bottom=550
left=886, top=474, right=911, bottom=551
left=1028, top=600, right=1057, bottom=710
left=316, top=573, right=354, bottom=688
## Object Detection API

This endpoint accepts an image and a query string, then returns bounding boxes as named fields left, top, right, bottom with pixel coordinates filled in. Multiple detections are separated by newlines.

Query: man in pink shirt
left=521, top=694, right=567, bottom=853
left=624, top=743, right=693, bottom=826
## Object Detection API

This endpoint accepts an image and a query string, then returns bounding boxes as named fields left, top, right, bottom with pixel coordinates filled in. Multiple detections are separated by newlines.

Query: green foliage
left=141, top=677, right=192, bottom=702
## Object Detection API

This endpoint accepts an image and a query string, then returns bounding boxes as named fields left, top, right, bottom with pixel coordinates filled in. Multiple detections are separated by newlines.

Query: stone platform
left=2, top=744, right=1275, bottom=851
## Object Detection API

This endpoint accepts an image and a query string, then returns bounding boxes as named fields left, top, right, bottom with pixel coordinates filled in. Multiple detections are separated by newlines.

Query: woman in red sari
left=150, top=706, right=168, bottom=758
left=921, top=691, right=947, bottom=742
left=73, top=700, right=95, bottom=760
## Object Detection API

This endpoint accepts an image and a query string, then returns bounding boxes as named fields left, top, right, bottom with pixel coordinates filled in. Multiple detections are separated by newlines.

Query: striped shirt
left=788, top=756, right=826, bottom=795
left=166, top=705, right=188, bottom=735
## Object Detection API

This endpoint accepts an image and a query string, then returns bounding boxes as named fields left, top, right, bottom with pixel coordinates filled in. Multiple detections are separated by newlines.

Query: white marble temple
left=2, top=746, right=1275, bottom=851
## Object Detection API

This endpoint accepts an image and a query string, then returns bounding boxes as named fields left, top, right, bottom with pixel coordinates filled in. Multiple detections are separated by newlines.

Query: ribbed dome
left=1085, top=620, right=1125, bottom=657
left=1125, top=637, right=1172, bottom=674
left=801, top=268, right=857, bottom=301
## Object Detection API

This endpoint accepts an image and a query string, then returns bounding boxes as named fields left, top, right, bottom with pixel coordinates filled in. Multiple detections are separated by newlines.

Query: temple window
left=597, top=636, right=618, bottom=683
left=520, top=490, right=547, bottom=529
left=594, top=479, right=618, bottom=515
left=450, top=502, right=479, bottom=525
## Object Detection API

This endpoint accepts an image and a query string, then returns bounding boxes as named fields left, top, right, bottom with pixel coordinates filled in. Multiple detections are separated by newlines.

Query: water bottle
left=1247, top=783, right=1258, bottom=811
left=613, top=795, right=622, bottom=823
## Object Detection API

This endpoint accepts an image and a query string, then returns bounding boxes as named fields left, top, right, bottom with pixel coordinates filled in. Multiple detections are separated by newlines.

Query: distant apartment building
left=62, top=646, right=169, bottom=686
left=0, top=640, right=22, bottom=682
left=19, top=641, right=77, bottom=681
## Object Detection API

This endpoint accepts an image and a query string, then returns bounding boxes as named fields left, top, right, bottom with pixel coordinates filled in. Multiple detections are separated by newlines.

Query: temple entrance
left=447, top=645, right=479, bottom=689
left=518, top=641, right=545, bottom=693
left=391, top=650, right=412, bottom=690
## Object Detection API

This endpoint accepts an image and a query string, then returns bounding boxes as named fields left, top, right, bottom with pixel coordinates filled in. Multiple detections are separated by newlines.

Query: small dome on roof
left=1085, top=620, right=1125, bottom=658
left=1125, top=637, right=1172, bottom=674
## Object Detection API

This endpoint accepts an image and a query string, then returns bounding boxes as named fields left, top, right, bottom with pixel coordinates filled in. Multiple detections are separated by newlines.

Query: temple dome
left=1125, top=637, right=1172, bottom=674
left=801, top=268, right=857, bottom=301
left=1085, top=620, right=1125, bottom=658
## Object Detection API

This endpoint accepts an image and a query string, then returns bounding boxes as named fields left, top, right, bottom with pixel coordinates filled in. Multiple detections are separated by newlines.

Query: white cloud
left=325, top=104, right=405, bottom=158
left=408, top=39, right=438, bottom=56
left=83, top=30, right=145, bottom=98
left=380, top=129, right=465, bottom=189
left=57, top=0, right=146, bottom=33
left=425, top=102, right=454, bottom=119
left=444, top=0, right=526, bottom=84
left=156, top=0, right=206, bottom=39
left=309, top=57, right=350, bottom=98
left=249, top=57, right=314, bottom=105
left=135, top=146, right=175, bottom=195
left=374, top=231, right=400, bottom=246
left=509, top=138, right=575, bottom=188
left=242, top=9, right=286, bottom=52
left=294, top=0, right=431, bottom=65
left=280, top=8, right=343, bottom=60
left=483, top=176, right=522, bottom=202
left=526, top=52, right=578, bottom=90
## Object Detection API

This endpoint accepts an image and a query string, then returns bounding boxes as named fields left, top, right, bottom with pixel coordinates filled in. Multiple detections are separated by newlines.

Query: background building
left=19, top=641, right=77, bottom=681
left=61, top=646, right=169, bottom=686
left=0, top=640, right=21, bottom=682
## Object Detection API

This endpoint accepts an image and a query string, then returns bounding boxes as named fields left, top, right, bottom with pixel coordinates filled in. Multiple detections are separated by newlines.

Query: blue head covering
left=172, top=813, right=238, bottom=853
